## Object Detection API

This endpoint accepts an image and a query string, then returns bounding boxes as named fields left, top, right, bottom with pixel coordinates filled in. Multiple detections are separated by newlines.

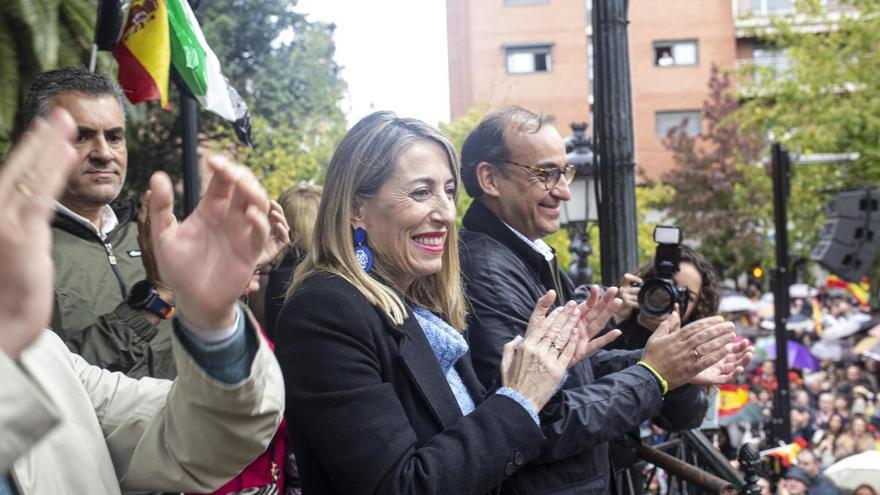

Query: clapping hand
left=691, top=339, right=754, bottom=386
left=149, top=156, right=270, bottom=331
left=568, top=285, right=623, bottom=366
left=501, top=291, right=581, bottom=412
left=0, top=110, right=77, bottom=359
left=641, top=313, right=738, bottom=391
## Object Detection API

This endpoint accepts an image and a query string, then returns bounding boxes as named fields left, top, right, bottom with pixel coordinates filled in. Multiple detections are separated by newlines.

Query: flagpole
left=173, top=67, right=201, bottom=217
left=178, top=0, right=202, bottom=217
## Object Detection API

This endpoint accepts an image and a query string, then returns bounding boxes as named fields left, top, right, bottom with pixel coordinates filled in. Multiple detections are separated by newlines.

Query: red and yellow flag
left=112, top=0, right=170, bottom=106
left=826, top=275, right=871, bottom=308
left=718, top=384, right=749, bottom=417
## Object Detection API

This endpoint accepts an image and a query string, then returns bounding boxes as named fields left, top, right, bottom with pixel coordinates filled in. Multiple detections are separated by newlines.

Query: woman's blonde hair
left=289, top=112, right=467, bottom=329
left=278, top=183, right=323, bottom=251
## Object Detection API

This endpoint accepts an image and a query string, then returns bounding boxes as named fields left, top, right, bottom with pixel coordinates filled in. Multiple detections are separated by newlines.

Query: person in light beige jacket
left=0, top=109, right=284, bottom=494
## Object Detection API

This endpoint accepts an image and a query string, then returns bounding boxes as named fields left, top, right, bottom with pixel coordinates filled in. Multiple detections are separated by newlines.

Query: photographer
left=600, top=236, right=723, bottom=492
left=609, top=244, right=722, bottom=351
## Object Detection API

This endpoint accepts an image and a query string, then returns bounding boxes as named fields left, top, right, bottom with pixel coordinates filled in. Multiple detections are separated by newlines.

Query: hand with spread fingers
left=640, top=313, right=738, bottom=391
left=569, top=285, right=623, bottom=367
left=0, top=110, right=78, bottom=359
left=502, top=291, right=582, bottom=412
left=149, top=156, right=271, bottom=332
left=255, top=200, right=290, bottom=272
left=691, top=339, right=754, bottom=385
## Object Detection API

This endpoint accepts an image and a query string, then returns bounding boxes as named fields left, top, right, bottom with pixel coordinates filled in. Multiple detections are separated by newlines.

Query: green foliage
left=1, top=0, right=346, bottom=202
left=734, top=0, right=880, bottom=280
left=123, top=0, right=347, bottom=198
left=0, top=0, right=112, bottom=154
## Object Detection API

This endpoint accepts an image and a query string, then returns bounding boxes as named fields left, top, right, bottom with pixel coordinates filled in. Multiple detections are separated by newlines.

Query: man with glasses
left=459, top=106, right=721, bottom=494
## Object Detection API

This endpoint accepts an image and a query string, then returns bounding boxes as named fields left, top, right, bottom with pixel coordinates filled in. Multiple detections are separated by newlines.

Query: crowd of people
left=19, top=65, right=880, bottom=495
left=704, top=285, right=880, bottom=495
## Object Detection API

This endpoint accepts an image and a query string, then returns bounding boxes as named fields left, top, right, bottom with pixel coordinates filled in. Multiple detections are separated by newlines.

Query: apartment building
left=446, top=0, right=826, bottom=178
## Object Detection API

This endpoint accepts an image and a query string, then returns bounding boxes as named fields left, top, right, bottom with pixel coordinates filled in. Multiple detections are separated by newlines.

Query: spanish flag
left=826, top=275, right=871, bottom=308
left=718, top=384, right=749, bottom=417
left=112, top=0, right=170, bottom=106
left=762, top=437, right=808, bottom=472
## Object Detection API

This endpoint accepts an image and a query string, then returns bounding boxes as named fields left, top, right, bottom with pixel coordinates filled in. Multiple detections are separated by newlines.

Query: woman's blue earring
left=353, top=227, right=373, bottom=272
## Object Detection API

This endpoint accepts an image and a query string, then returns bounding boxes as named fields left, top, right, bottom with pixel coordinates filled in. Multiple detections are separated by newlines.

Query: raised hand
left=255, top=200, right=290, bottom=271
left=501, top=292, right=581, bottom=412
left=641, top=314, right=737, bottom=391
left=569, top=285, right=623, bottom=366
left=149, top=156, right=270, bottom=331
left=0, top=110, right=77, bottom=359
left=691, top=339, right=754, bottom=385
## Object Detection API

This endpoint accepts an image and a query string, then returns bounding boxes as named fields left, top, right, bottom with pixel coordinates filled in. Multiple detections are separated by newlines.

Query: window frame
left=652, top=39, right=699, bottom=67
left=655, top=110, right=702, bottom=139
left=504, top=43, right=554, bottom=75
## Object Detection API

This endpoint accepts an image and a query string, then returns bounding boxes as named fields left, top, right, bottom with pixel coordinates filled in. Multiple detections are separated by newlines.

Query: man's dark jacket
left=459, top=200, right=708, bottom=495
left=50, top=199, right=175, bottom=378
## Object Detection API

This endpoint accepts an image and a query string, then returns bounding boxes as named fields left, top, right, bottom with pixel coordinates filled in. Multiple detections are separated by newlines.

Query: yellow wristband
left=637, top=361, right=669, bottom=396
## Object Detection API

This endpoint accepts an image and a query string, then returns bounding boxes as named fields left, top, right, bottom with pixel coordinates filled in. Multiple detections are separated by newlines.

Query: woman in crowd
left=609, top=245, right=722, bottom=350
left=813, top=412, right=845, bottom=466
left=275, top=112, right=616, bottom=494
left=263, top=183, right=322, bottom=341
left=833, top=413, right=875, bottom=460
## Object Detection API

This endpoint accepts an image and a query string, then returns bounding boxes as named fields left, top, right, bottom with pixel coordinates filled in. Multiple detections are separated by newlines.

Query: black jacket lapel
left=395, top=315, right=464, bottom=430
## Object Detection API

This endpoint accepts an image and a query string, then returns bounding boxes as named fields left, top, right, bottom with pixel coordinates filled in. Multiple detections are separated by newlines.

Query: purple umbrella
left=765, top=340, right=820, bottom=371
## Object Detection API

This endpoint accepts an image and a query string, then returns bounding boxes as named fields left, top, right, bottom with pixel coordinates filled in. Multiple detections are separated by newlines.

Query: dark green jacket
left=50, top=200, right=175, bottom=378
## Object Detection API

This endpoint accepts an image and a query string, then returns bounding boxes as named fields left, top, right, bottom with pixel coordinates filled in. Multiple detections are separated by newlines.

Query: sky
left=295, top=0, right=451, bottom=128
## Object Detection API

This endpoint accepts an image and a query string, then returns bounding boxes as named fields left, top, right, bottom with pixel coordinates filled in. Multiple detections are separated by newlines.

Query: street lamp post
left=562, top=123, right=598, bottom=286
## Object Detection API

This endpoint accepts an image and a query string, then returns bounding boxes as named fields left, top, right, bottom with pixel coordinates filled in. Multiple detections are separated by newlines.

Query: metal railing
left=620, top=429, right=760, bottom=495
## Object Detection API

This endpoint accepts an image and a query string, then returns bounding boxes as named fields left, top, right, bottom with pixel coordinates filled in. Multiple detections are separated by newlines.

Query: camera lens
left=638, top=278, right=677, bottom=318
left=643, top=285, right=672, bottom=314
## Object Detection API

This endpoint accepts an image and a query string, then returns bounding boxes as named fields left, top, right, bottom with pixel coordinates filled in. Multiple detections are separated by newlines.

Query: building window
left=506, top=45, right=553, bottom=74
left=749, top=0, right=795, bottom=15
left=503, top=0, right=549, bottom=5
left=653, top=40, right=698, bottom=67
left=656, top=110, right=701, bottom=138
left=752, top=43, right=790, bottom=83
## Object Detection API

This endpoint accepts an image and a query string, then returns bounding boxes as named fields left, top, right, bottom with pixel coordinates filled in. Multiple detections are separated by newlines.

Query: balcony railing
left=732, top=0, right=856, bottom=37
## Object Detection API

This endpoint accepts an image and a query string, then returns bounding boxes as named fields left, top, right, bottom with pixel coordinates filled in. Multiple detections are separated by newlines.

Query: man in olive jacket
left=459, top=106, right=751, bottom=494
left=22, top=68, right=176, bottom=378
left=0, top=109, right=284, bottom=495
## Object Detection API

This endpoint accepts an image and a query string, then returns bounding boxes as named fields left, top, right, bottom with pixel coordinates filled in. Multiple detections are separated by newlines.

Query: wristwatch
left=128, top=280, right=174, bottom=319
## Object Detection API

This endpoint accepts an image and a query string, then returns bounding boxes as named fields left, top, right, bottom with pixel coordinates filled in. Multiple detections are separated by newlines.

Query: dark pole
left=591, top=0, right=639, bottom=285
left=179, top=0, right=201, bottom=216
left=771, top=143, right=792, bottom=444
left=180, top=92, right=200, bottom=216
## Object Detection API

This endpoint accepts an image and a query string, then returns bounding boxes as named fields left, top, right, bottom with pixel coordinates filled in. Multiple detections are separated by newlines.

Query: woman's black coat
left=275, top=272, right=545, bottom=495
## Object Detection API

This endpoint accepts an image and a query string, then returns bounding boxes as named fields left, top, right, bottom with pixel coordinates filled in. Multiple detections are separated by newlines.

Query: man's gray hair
left=21, top=67, right=126, bottom=132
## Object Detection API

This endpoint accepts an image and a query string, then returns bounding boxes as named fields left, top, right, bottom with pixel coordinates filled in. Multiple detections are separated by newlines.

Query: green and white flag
left=166, top=0, right=251, bottom=143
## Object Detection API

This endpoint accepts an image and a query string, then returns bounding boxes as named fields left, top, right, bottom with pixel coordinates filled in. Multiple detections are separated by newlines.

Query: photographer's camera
left=637, top=226, right=689, bottom=318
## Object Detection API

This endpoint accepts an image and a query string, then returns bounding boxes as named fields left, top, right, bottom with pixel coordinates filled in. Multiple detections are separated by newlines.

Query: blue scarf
left=411, top=307, right=475, bottom=415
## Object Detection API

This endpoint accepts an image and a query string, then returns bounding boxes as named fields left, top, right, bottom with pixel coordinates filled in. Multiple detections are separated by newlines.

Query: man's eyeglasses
left=503, top=160, right=577, bottom=190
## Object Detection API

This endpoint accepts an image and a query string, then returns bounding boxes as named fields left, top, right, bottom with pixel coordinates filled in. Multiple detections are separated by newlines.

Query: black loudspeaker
left=812, top=189, right=880, bottom=282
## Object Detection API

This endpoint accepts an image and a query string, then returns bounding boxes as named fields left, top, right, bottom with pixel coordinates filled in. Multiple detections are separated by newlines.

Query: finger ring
left=15, top=181, right=33, bottom=197
left=692, top=348, right=702, bottom=360
left=545, top=339, right=562, bottom=353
